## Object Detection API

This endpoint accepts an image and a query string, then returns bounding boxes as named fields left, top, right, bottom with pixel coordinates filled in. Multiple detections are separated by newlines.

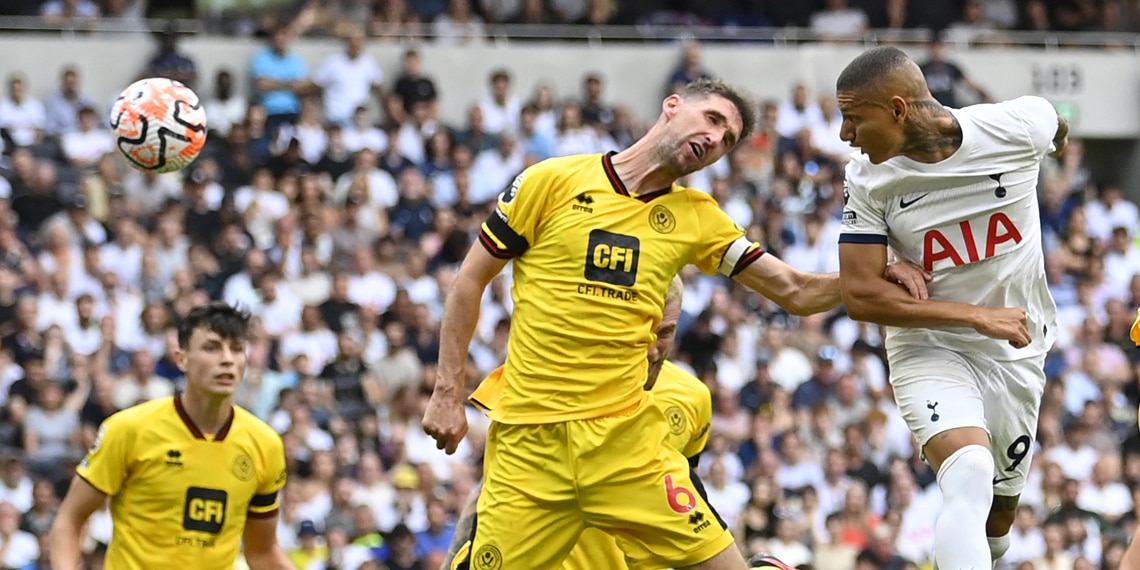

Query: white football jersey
left=840, top=96, right=1060, bottom=361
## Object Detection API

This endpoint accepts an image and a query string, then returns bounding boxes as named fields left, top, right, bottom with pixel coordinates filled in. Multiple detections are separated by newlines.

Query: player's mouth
left=215, top=373, right=236, bottom=384
left=689, top=142, right=703, bottom=160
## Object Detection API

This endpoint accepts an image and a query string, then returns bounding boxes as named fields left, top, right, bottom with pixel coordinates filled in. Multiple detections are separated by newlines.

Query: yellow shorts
left=467, top=396, right=734, bottom=569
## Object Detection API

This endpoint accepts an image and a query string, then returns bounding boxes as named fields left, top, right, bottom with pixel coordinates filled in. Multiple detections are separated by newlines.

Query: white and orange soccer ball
left=109, top=77, right=207, bottom=174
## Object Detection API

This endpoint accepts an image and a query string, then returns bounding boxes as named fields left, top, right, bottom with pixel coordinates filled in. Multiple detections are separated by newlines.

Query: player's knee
left=937, top=444, right=995, bottom=507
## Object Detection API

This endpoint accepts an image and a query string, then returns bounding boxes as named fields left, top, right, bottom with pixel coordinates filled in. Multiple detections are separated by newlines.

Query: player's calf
left=985, top=495, right=1019, bottom=562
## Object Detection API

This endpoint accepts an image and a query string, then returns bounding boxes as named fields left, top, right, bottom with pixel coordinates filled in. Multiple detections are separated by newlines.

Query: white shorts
left=889, top=346, right=1046, bottom=497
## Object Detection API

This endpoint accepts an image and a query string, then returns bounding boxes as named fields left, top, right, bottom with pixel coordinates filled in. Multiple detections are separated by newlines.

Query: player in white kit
left=833, top=47, right=1068, bottom=570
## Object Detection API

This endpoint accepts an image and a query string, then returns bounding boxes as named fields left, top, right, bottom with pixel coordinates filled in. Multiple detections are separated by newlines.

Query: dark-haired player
left=422, top=77, right=925, bottom=569
left=51, top=302, right=291, bottom=569
left=835, top=46, right=1067, bottom=569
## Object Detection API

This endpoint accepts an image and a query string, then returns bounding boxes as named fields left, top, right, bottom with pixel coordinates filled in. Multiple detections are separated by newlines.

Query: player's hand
left=422, top=389, right=468, bottom=455
left=973, top=307, right=1031, bottom=349
left=883, top=261, right=932, bottom=300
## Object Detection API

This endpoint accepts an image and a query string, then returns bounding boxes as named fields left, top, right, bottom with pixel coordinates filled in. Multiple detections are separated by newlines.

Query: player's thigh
left=978, top=354, right=1046, bottom=499
left=890, top=347, right=992, bottom=469
left=574, top=402, right=739, bottom=569
left=562, top=528, right=629, bottom=570
left=473, top=421, right=583, bottom=569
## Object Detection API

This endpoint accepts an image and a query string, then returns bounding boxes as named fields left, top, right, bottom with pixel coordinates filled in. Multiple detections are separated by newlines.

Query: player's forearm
left=1122, top=529, right=1140, bottom=570
left=842, top=278, right=983, bottom=329
left=48, top=516, right=85, bottom=569
left=245, top=545, right=295, bottom=569
left=789, top=272, right=842, bottom=315
left=435, top=275, right=485, bottom=397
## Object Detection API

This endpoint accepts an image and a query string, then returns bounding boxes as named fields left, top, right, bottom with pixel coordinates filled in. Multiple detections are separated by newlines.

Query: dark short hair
left=680, top=79, right=757, bottom=144
left=178, top=302, right=252, bottom=349
left=836, top=46, right=912, bottom=93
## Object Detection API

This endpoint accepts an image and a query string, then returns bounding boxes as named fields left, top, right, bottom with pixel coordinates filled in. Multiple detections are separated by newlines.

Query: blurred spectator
left=251, top=25, right=315, bottom=137
left=392, top=50, right=439, bottom=116
left=314, top=27, right=384, bottom=127
left=44, top=66, right=96, bottom=138
left=141, top=26, right=198, bottom=90
left=432, top=0, right=486, bottom=45
left=919, top=38, right=993, bottom=108
left=478, top=69, right=521, bottom=136
left=60, top=107, right=113, bottom=170
left=202, top=69, right=247, bottom=139
left=664, top=40, right=712, bottom=97
left=40, top=0, right=99, bottom=24
left=0, top=76, right=45, bottom=149
left=809, top=0, right=869, bottom=39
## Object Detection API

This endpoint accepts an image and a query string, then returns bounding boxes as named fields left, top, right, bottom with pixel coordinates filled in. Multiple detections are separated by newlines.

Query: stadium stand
left=0, top=1, right=1137, bottom=569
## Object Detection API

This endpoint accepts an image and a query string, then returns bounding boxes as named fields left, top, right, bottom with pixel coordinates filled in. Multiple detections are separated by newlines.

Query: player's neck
left=899, top=99, right=963, bottom=163
left=609, top=141, right=679, bottom=196
left=178, top=391, right=234, bottom=437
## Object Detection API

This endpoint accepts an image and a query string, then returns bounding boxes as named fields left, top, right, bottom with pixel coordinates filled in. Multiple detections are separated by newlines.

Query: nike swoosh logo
left=899, top=194, right=929, bottom=209
left=993, top=475, right=1017, bottom=485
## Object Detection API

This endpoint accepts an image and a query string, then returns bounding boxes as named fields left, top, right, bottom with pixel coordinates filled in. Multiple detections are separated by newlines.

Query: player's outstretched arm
left=50, top=476, right=108, bottom=570
left=243, top=515, right=296, bottom=569
left=839, top=242, right=1031, bottom=347
left=424, top=245, right=510, bottom=455
left=441, top=483, right=482, bottom=570
left=731, top=253, right=841, bottom=316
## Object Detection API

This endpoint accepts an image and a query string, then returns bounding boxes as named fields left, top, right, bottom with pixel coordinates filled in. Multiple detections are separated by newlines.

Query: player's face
left=660, top=94, right=743, bottom=175
left=837, top=89, right=906, bottom=164
left=177, top=328, right=248, bottom=398
left=646, top=297, right=682, bottom=388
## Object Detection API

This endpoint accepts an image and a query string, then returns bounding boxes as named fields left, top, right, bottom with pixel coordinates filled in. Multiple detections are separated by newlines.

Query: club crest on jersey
left=232, top=454, right=254, bottom=482
left=665, top=405, right=686, bottom=435
left=473, top=544, right=503, bottom=570
left=649, top=205, right=676, bottom=234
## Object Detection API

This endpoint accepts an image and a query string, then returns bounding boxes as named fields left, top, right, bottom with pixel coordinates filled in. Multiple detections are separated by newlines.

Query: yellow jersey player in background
left=50, top=302, right=293, bottom=569
left=1118, top=308, right=1140, bottom=569
left=446, top=276, right=733, bottom=570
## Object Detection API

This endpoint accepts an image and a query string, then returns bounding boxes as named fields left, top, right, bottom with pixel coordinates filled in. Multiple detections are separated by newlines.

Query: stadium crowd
left=5, top=0, right=1140, bottom=40
left=0, top=13, right=1136, bottom=570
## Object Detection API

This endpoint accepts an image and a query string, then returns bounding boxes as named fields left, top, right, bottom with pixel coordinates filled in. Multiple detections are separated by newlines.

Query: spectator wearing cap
left=791, top=345, right=841, bottom=411
left=288, top=519, right=328, bottom=569
left=737, top=354, right=774, bottom=414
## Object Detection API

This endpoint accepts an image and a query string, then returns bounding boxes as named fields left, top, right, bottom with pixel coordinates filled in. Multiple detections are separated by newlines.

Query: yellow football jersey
left=77, top=396, right=287, bottom=569
left=652, top=360, right=713, bottom=459
left=480, top=152, right=762, bottom=424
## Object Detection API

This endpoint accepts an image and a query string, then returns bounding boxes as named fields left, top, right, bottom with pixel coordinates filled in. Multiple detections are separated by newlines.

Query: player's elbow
left=840, top=281, right=882, bottom=322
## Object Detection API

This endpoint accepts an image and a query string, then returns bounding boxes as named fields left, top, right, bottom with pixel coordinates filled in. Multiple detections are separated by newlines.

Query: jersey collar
left=173, top=394, right=235, bottom=442
left=601, top=151, right=673, bottom=203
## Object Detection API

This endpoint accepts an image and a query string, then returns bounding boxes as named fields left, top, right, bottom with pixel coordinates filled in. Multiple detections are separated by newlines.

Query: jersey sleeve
left=478, top=165, right=551, bottom=259
left=838, top=165, right=889, bottom=246
left=1007, top=95, right=1061, bottom=160
left=688, top=195, right=766, bottom=277
left=76, top=416, right=133, bottom=497
left=249, top=433, right=287, bottom=518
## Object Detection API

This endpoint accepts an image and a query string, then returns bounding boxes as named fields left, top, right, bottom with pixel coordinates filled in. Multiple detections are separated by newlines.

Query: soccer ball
left=748, top=553, right=797, bottom=570
left=109, top=77, right=207, bottom=174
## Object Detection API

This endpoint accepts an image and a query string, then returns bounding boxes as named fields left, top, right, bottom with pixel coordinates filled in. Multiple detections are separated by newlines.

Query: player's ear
left=174, top=347, right=187, bottom=372
left=891, top=96, right=907, bottom=122
left=663, top=93, right=683, bottom=117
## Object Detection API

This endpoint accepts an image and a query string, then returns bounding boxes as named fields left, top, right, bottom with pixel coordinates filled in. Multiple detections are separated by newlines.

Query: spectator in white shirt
left=113, top=350, right=174, bottom=409
left=279, top=306, right=339, bottom=375
left=1084, top=185, right=1140, bottom=244
left=702, top=459, right=750, bottom=530
left=64, top=294, right=102, bottom=356
left=45, top=65, right=97, bottom=136
left=809, top=0, right=868, bottom=39
left=478, top=69, right=522, bottom=135
left=342, top=106, right=387, bottom=154
left=202, top=69, right=247, bottom=138
left=61, top=106, right=114, bottom=169
left=1104, top=226, right=1140, bottom=298
left=1002, top=505, right=1046, bottom=567
left=1077, top=455, right=1133, bottom=523
left=0, top=502, right=37, bottom=568
left=315, top=28, right=384, bottom=126
left=0, top=76, right=46, bottom=147
left=234, top=168, right=292, bottom=251
left=469, top=133, right=525, bottom=205
left=36, top=270, right=76, bottom=333
left=1045, top=422, right=1100, bottom=482
left=99, top=218, right=144, bottom=289
left=775, top=83, right=824, bottom=140
left=251, top=271, right=303, bottom=339
left=432, top=0, right=487, bottom=46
